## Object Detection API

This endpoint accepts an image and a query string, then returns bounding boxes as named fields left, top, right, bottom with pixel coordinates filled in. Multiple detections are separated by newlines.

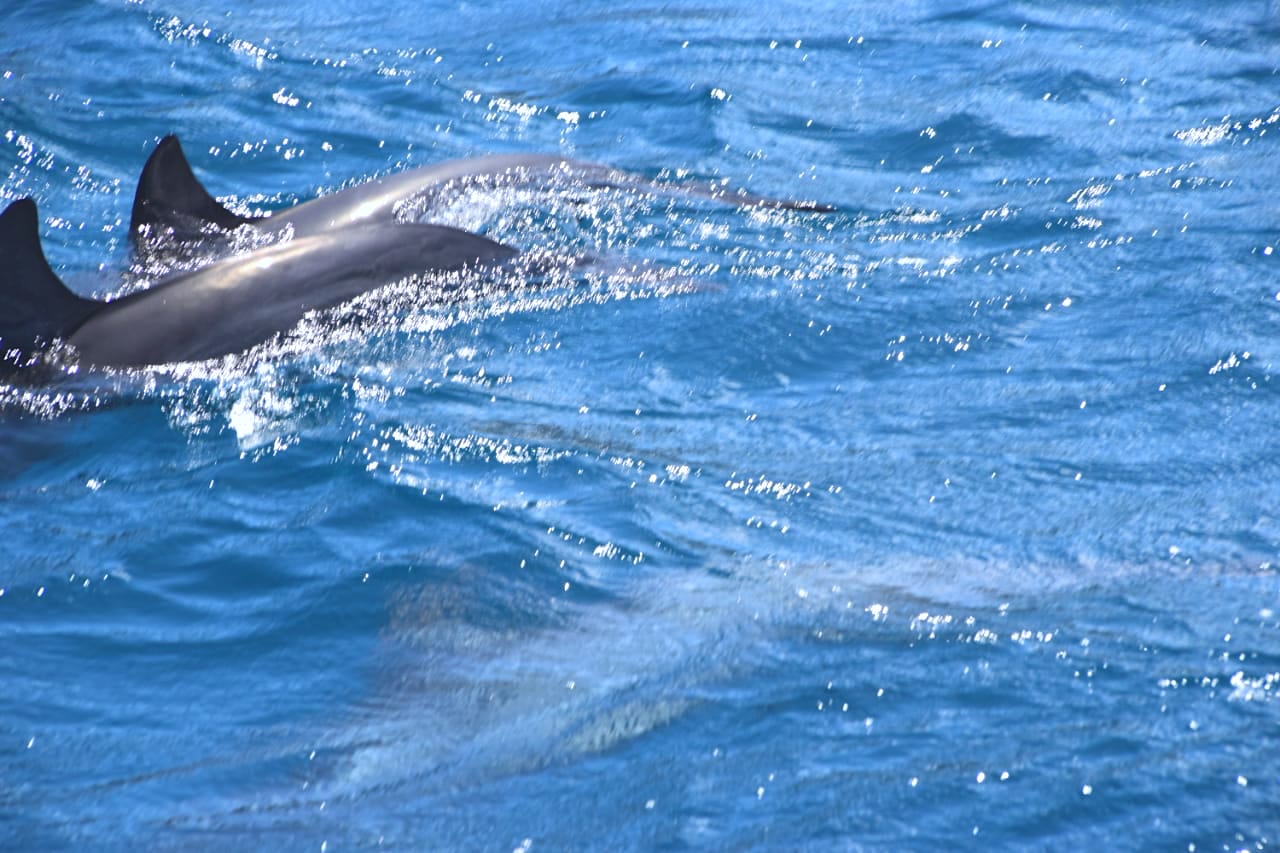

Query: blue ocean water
left=2, top=0, right=1279, bottom=848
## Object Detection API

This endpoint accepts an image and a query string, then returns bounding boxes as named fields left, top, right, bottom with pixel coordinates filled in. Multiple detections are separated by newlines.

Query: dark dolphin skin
left=0, top=198, right=516, bottom=370
left=129, top=135, right=833, bottom=249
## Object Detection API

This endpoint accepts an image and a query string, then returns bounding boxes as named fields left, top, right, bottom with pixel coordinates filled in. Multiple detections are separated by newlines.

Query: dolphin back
left=130, top=135, right=260, bottom=241
left=0, top=199, right=99, bottom=366
left=67, top=222, right=522, bottom=368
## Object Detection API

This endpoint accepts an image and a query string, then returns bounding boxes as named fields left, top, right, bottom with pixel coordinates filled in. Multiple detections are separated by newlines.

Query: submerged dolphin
left=130, top=135, right=833, bottom=250
left=0, top=198, right=516, bottom=370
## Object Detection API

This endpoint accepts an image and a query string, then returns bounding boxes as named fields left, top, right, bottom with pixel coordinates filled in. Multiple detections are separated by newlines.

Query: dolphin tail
left=129, top=134, right=261, bottom=241
left=0, top=199, right=99, bottom=365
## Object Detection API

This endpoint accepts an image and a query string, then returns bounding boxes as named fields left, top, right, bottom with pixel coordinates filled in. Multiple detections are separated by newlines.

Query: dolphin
left=0, top=197, right=517, bottom=370
left=130, top=135, right=833, bottom=251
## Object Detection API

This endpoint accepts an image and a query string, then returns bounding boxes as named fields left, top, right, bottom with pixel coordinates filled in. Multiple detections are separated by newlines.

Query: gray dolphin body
left=130, top=135, right=833, bottom=250
left=0, top=198, right=516, bottom=369
left=130, top=136, right=599, bottom=247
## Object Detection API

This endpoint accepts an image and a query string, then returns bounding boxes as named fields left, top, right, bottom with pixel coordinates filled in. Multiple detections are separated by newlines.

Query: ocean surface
left=2, top=1, right=1279, bottom=848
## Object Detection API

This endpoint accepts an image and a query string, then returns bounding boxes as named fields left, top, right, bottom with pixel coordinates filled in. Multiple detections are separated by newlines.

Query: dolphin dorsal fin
left=129, top=135, right=260, bottom=240
left=0, top=198, right=99, bottom=362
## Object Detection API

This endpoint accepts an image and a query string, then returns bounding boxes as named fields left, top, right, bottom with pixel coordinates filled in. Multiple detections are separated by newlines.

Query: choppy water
left=3, top=1, right=1280, bottom=849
